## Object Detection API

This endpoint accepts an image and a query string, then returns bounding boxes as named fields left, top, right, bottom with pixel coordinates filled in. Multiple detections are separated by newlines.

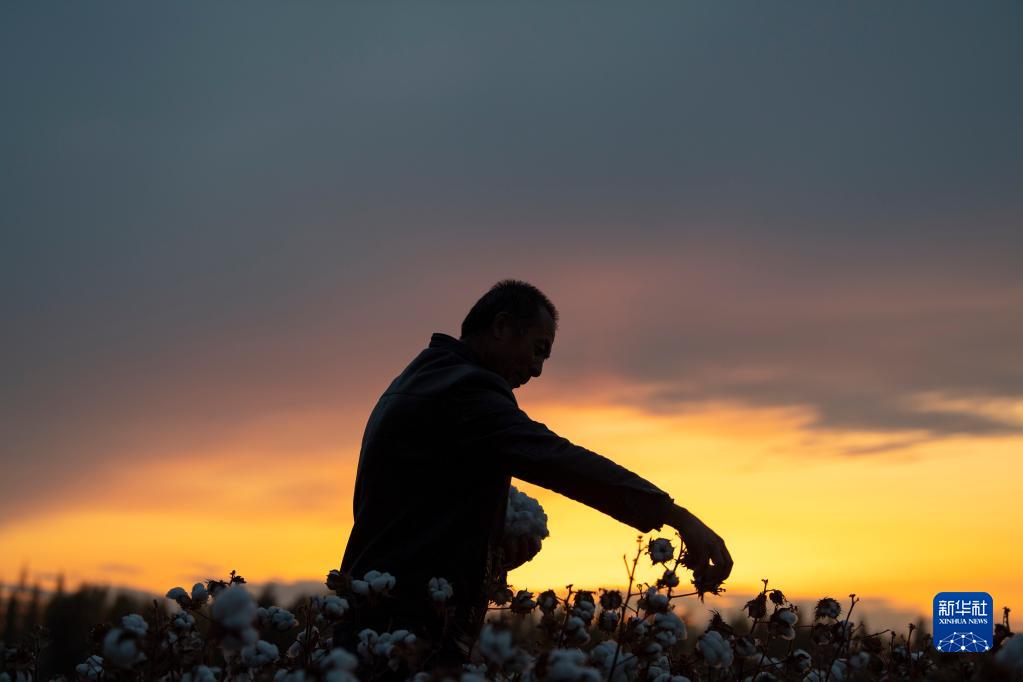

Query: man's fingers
left=707, top=542, right=728, bottom=583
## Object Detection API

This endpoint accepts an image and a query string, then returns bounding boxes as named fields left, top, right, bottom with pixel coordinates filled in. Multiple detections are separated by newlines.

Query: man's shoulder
left=384, top=345, right=515, bottom=403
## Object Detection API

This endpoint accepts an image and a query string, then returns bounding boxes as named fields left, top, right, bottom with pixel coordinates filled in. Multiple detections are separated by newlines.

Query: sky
left=2, top=2, right=1021, bottom=634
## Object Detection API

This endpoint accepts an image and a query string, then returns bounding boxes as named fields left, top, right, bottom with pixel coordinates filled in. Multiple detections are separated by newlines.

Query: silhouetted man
left=337, top=279, right=732, bottom=667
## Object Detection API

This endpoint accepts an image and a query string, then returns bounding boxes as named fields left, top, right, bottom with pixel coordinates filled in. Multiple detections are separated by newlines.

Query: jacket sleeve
left=448, top=381, right=675, bottom=533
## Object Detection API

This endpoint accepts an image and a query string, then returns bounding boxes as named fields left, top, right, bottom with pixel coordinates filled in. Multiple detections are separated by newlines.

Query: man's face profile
left=482, top=305, right=555, bottom=390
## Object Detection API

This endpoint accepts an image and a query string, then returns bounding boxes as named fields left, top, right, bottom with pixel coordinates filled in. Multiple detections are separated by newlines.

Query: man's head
left=460, top=279, right=558, bottom=390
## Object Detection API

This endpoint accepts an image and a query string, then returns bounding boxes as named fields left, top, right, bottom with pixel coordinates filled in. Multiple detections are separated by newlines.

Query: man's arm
left=449, top=383, right=674, bottom=533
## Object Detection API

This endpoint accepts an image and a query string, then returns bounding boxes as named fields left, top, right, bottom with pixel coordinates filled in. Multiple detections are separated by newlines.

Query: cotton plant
left=30, top=539, right=1009, bottom=682
left=541, top=648, right=602, bottom=682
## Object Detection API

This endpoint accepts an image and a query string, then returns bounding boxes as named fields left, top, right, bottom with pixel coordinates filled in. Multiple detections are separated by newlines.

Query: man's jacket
left=339, top=332, right=675, bottom=648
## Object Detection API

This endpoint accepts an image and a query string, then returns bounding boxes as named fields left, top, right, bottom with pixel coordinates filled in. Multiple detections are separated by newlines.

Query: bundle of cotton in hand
left=504, top=485, right=550, bottom=542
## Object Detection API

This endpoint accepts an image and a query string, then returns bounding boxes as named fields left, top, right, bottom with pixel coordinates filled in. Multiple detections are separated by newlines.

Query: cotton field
left=1, top=490, right=1019, bottom=682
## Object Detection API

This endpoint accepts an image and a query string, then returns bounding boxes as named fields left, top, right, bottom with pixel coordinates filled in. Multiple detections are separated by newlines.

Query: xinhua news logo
left=933, top=592, right=994, bottom=653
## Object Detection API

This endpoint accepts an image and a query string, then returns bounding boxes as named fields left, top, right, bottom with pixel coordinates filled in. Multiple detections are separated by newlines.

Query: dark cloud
left=0, top=1, right=1021, bottom=523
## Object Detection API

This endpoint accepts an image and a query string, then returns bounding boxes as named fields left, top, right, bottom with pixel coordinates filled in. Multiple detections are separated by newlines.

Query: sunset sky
left=2, top=2, right=1021, bottom=633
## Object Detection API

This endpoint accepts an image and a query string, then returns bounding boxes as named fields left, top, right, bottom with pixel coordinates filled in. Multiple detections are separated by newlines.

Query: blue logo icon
left=933, top=592, right=993, bottom=652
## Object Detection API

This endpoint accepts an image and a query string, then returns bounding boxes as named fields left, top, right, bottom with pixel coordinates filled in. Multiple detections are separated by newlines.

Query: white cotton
left=597, top=610, right=620, bottom=632
left=563, top=616, right=591, bottom=646
left=777, top=609, right=797, bottom=626
left=211, top=585, right=258, bottom=630
left=121, top=613, right=149, bottom=637
left=648, top=538, right=674, bottom=564
left=273, top=669, right=307, bottom=682
left=827, top=658, right=848, bottom=681
left=319, top=647, right=359, bottom=672
left=428, top=576, right=454, bottom=602
left=172, top=611, right=196, bottom=631
left=505, top=486, right=550, bottom=539
left=538, top=590, right=559, bottom=613
left=588, top=640, right=637, bottom=682
left=479, top=624, right=518, bottom=666
left=546, top=648, right=602, bottom=682
left=166, top=587, right=188, bottom=602
left=191, top=582, right=209, bottom=604
left=696, top=630, right=733, bottom=668
left=258, top=605, right=299, bottom=632
left=241, top=640, right=280, bottom=667
left=353, top=569, right=396, bottom=595
left=653, top=612, right=687, bottom=648
left=357, top=629, right=383, bottom=658
left=322, top=596, right=349, bottom=619
left=646, top=653, right=671, bottom=681
left=572, top=600, right=595, bottom=622
left=642, top=587, right=670, bottom=614
left=791, top=648, right=812, bottom=671
left=103, top=628, right=144, bottom=668
left=75, top=655, right=104, bottom=681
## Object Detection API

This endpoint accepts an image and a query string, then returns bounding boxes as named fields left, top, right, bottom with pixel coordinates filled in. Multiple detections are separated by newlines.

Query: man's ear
left=491, top=311, right=516, bottom=341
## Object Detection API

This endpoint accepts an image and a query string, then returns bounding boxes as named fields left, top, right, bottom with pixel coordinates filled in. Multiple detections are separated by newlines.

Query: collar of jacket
left=429, top=332, right=486, bottom=367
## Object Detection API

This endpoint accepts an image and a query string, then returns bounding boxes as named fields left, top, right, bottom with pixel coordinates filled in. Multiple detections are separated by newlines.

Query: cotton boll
left=814, top=597, right=842, bottom=620
left=75, top=655, right=105, bottom=681
left=353, top=570, right=396, bottom=596
left=479, top=624, right=518, bottom=667
left=258, top=605, right=299, bottom=632
left=211, top=585, right=258, bottom=630
left=173, top=611, right=196, bottom=631
left=777, top=609, right=797, bottom=627
left=121, top=613, right=148, bottom=637
left=428, top=577, right=454, bottom=603
left=653, top=612, right=687, bottom=648
left=103, top=628, right=144, bottom=668
left=647, top=654, right=671, bottom=680
left=505, top=486, right=550, bottom=540
left=658, top=569, right=680, bottom=588
left=241, top=640, right=280, bottom=667
left=588, top=640, right=637, bottom=682
left=537, top=589, right=559, bottom=614
left=546, top=648, right=602, bottom=682
left=647, top=538, right=674, bottom=564
left=166, top=587, right=190, bottom=608
left=319, top=647, right=359, bottom=672
left=322, top=596, right=349, bottom=619
left=597, top=610, right=620, bottom=633
left=273, top=669, right=307, bottom=682
left=791, top=648, right=812, bottom=672
left=697, top=630, right=733, bottom=668
left=563, top=616, right=591, bottom=646
left=641, top=587, right=669, bottom=614
left=191, top=583, right=210, bottom=605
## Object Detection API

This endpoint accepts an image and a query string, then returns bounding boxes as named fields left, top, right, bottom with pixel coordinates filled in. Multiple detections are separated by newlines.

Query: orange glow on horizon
left=3, top=395, right=1020, bottom=632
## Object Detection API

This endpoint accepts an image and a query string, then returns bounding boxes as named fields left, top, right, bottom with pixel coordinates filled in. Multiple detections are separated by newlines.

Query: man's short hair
left=461, top=279, right=559, bottom=339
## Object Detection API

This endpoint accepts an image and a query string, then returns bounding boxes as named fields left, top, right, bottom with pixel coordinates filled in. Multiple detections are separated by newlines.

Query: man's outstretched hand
left=666, top=504, right=733, bottom=595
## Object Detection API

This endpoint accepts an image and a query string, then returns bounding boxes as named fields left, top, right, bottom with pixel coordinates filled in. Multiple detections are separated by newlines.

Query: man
left=337, top=279, right=732, bottom=666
